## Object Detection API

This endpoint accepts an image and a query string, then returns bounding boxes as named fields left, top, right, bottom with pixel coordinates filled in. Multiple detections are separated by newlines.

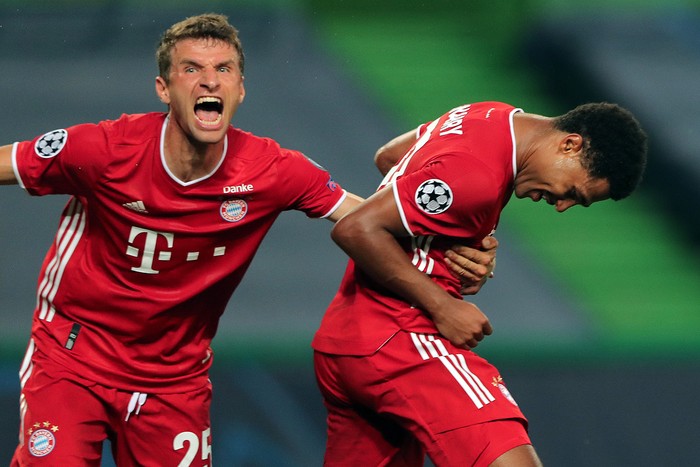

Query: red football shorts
left=11, top=352, right=213, bottom=466
left=314, top=331, right=531, bottom=466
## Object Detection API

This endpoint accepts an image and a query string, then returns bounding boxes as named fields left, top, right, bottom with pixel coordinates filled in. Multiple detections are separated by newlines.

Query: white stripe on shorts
left=410, top=332, right=495, bottom=409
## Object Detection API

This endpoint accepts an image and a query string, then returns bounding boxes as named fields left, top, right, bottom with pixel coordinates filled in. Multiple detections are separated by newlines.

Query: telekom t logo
left=126, top=226, right=174, bottom=274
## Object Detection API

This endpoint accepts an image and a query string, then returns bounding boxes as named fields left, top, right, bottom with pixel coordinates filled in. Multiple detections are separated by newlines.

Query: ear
left=560, top=133, right=583, bottom=154
left=155, top=76, right=170, bottom=105
left=238, top=77, right=246, bottom=104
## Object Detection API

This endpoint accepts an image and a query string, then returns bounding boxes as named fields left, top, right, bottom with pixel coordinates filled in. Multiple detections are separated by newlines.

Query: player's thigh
left=324, top=396, right=425, bottom=466
left=112, top=382, right=213, bottom=467
left=315, top=352, right=425, bottom=466
left=429, top=419, right=534, bottom=467
left=372, top=332, right=531, bottom=464
left=316, top=335, right=531, bottom=466
left=13, top=365, right=107, bottom=466
left=376, top=332, right=527, bottom=427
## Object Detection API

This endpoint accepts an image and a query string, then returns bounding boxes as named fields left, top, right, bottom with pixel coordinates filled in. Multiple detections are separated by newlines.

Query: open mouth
left=194, top=97, right=223, bottom=126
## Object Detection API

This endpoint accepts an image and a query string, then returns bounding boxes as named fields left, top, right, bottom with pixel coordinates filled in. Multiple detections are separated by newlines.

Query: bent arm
left=331, top=185, right=492, bottom=348
left=374, top=129, right=417, bottom=176
left=327, top=189, right=497, bottom=297
left=0, top=145, right=18, bottom=185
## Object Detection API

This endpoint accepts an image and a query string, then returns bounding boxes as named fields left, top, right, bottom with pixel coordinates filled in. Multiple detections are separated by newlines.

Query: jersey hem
left=11, top=142, right=27, bottom=189
left=321, top=190, right=348, bottom=219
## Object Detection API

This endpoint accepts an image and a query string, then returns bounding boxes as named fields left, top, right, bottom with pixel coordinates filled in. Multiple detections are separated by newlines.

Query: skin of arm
left=327, top=191, right=364, bottom=222
left=0, top=145, right=18, bottom=185
left=330, top=184, right=493, bottom=349
left=374, top=129, right=417, bottom=176
left=327, top=190, right=497, bottom=296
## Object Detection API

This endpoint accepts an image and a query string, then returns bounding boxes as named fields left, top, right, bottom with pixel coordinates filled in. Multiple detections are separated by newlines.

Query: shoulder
left=63, top=113, right=164, bottom=150
left=440, top=102, right=519, bottom=125
left=227, top=127, right=313, bottom=167
left=430, top=154, right=500, bottom=190
left=469, top=101, right=518, bottom=114
left=100, top=112, right=166, bottom=145
left=226, top=127, right=285, bottom=160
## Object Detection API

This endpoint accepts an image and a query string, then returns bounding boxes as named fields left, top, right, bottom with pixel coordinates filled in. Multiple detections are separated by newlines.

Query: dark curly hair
left=553, top=103, right=648, bottom=200
left=156, top=13, right=245, bottom=82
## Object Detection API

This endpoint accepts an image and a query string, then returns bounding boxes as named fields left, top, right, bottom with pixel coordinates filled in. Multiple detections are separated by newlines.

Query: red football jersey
left=313, top=102, right=521, bottom=355
left=12, top=112, right=346, bottom=392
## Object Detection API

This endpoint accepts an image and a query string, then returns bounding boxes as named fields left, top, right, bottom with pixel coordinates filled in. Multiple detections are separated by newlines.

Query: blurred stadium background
left=1, top=0, right=699, bottom=464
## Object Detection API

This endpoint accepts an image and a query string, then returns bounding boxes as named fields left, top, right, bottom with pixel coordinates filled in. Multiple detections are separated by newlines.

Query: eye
left=217, top=66, right=230, bottom=73
left=184, top=66, right=197, bottom=73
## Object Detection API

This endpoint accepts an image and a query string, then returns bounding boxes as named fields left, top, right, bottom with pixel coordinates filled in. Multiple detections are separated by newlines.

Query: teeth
left=196, top=114, right=223, bottom=126
left=195, top=96, right=223, bottom=126
left=197, top=97, right=221, bottom=104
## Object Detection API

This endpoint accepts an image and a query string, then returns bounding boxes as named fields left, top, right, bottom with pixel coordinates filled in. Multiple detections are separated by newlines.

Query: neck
left=162, top=119, right=225, bottom=183
left=513, top=113, right=552, bottom=172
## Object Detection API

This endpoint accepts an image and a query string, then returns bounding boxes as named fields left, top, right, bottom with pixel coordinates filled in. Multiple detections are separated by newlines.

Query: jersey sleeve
left=416, top=121, right=432, bottom=138
left=392, top=155, right=498, bottom=238
left=13, top=122, right=111, bottom=196
left=275, top=149, right=347, bottom=219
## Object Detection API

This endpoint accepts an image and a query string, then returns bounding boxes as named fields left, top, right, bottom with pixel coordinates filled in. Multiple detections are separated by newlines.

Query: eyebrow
left=179, top=58, right=237, bottom=68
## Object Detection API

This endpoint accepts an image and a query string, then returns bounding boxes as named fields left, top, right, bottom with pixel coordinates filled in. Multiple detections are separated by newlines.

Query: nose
left=199, top=66, right=220, bottom=90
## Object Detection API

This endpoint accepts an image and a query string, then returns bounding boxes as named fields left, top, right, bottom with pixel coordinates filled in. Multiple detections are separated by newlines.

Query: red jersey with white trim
left=13, top=112, right=346, bottom=392
left=313, top=102, right=521, bottom=356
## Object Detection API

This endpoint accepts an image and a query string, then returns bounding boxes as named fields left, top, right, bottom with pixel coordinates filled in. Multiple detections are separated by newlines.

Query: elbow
left=330, top=214, right=354, bottom=249
left=373, top=146, right=385, bottom=170
left=374, top=146, right=393, bottom=176
left=331, top=212, right=372, bottom=252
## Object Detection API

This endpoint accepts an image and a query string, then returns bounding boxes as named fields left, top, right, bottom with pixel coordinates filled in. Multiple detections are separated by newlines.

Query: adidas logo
left=123, top=200, right=149, bottom=214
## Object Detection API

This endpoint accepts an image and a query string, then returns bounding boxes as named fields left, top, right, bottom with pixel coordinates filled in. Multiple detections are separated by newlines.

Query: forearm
left=0, top=145, right=18, bottom=185
left=331, top=204, right=454, bottom=317
left=331, top=186, right=493, bottom=348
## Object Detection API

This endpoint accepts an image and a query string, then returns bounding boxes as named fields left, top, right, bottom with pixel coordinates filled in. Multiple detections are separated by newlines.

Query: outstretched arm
left=326, top=191, right=364, bottom=222
left=0, top=145, right=18, bottom=185
left=331, top=185, right=492, bottom=349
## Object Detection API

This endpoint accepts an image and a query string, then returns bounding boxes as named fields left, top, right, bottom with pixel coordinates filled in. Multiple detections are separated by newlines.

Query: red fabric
left=13, top=112, right=345, bottom=392
left=12, top=350, right=213, bottom=466
left=313, top=102, right=521, bottom=356
left=314, top=331, right=529, bottom=466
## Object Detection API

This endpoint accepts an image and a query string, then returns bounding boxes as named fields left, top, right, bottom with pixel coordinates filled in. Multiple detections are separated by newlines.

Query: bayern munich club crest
left=492, top=375, right=518, bottom=407
left=415, top=179, right=453, bottom=214
left=220, top=199, right=248, bottom=222
left=29, top=428, right=56, bottom=457
left=34, top=129, right=68, bottom=158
